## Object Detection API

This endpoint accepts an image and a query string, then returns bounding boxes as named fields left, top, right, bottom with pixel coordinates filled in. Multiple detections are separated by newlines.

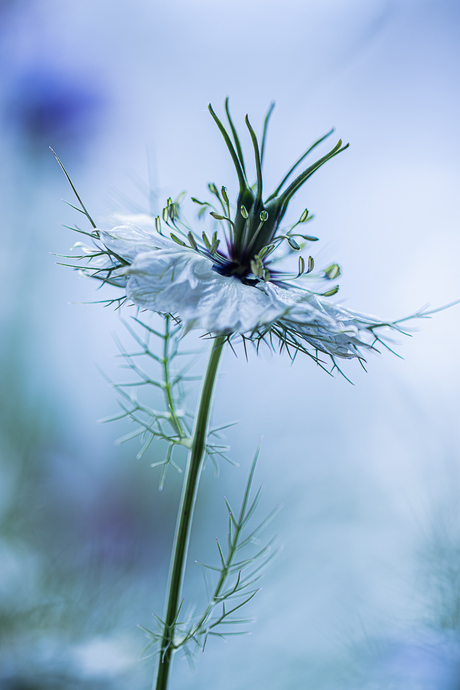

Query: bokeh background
left=1, top=0, right=460, bottom=688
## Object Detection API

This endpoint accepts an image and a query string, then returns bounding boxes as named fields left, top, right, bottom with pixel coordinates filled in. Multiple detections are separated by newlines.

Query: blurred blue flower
left=4, top=68, right=104, bottom=156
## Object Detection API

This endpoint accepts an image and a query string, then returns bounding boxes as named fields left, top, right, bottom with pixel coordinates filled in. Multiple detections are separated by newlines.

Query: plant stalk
left=153, top=335, right=226, bottom=690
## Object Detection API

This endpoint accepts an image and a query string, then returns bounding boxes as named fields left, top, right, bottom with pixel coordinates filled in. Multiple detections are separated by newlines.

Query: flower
left=96, top=218, right=386, bottom=363
left=74, top=214, right=399, bottom=373
left=62, top=101, right=426, bottom=371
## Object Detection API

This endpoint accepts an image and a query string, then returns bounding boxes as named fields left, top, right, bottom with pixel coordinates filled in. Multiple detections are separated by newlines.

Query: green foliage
left=140, top=446, right=280, bottom=660
left=98, top=318, right=279, bottom=664
left=99, top=315, right=235, bottom=489
left=99, top=315, right=190, bottom=489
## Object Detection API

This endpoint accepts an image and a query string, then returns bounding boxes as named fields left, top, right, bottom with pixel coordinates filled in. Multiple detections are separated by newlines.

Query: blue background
left=1, top=0, right=460, bottom=688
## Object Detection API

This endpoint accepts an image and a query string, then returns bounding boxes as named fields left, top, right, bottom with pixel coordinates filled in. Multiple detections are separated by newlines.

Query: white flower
left=98, top=219, right=387, bottom=361
left=66, top=101, right=424, bottom=368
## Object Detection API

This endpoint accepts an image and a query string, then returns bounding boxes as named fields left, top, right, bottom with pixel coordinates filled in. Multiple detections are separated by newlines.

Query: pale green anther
left=167, top=197, right=172, bottom=207
left=212, top=231, right=218, bottom=244
left=221, top=187, right=229, bottom=204
left=191, top=197, right=207, bottom=205
left=202, top=232, right=211, bottom=250
left=257, top=245, right=271, bottom=260
left=210, top=211, right=225, bottom=221
left=170, top=233, right=187, bottom=247
left=210, top=239, right=220, bottom=254
left=308, top=256, right=314, bottom=273
left=162, top=207, right=169, bottom=222
left=264, top=268, right=270, bottom=281
left=257, top=248, right=266, bottom=260
left=298, top=256, right=305, bottom=276
left=323, top=285, right=339, bottom=296
left=187, top=232, right=198, bottom=250
left=240, top=205, right=249, bottom=219
left=250, top=259, right=259, bottom=277
left=155, top=216, right=162, bottom=234
left=299, top=209, right=309, bottom=223
left=208, top=183, right=219, bottom=195
left=288, top=238, right=301, bottom=251
left=300, top=234, right=318, bottom=242
left=324, top=263, right=340, bottom=280
left=260, top=210, right=269, bottom=222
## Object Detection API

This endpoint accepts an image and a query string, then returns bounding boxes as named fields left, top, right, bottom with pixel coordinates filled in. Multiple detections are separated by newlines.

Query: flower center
left=211, top=258, right=254, bottom=282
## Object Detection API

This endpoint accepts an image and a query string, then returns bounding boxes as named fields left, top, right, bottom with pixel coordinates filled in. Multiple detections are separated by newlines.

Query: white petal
left=97, top=220, right=389, bottom=359
left=106, top=212, right=158, bottom=230
left=260, top=282, right=381, bottom=357
left=98, top=218, right=174, bottom=263
left=124, top=248, right=285, bottom=333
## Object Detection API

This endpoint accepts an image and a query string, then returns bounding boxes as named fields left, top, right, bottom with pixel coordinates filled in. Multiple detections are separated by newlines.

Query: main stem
left=154, top=335, right=226, bottom=690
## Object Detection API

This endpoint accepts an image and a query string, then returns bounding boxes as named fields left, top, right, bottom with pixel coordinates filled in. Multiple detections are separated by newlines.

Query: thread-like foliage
left=139, top=445, right=280, bottom=660
left=98, top=315, right=236, bottom=489
left=98, top=317, right=279, bottom=660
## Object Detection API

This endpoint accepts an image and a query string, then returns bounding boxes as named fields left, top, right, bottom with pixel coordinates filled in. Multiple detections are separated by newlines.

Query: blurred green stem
left=154, top=335, right=226, bottom=690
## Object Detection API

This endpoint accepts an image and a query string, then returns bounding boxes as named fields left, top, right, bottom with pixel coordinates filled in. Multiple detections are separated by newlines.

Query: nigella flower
left=60, top=101, right=425, bottom=372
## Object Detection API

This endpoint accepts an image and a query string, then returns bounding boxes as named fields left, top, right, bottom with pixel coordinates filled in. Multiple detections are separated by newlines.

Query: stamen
left=210, top=239, right=220, bottom=254
left=324, top=263, right=340, bottom=280
left=322, top=285, right=340, bottom=296
left=202, top=232, right=211, bottom=250
left=245, top=210, right=269, bottom=256
left=299, top=208, right=309, bottom=223
left=297, top=256, right=305, bottom=277
left=170, top=233, right=187, bottom=247
left=287, top=238, right=301, bottom=251
left=187, top=232, right=198, bottom=250
left=221, top=186, right=229, bottom=205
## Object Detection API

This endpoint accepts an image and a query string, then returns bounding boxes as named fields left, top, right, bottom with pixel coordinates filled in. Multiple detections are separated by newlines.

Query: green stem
left=154, top=335, right=226, bottom=690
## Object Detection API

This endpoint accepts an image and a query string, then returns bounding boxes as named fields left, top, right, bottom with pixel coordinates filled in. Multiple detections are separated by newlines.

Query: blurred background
left=1, top=0, right=460, bottom=688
